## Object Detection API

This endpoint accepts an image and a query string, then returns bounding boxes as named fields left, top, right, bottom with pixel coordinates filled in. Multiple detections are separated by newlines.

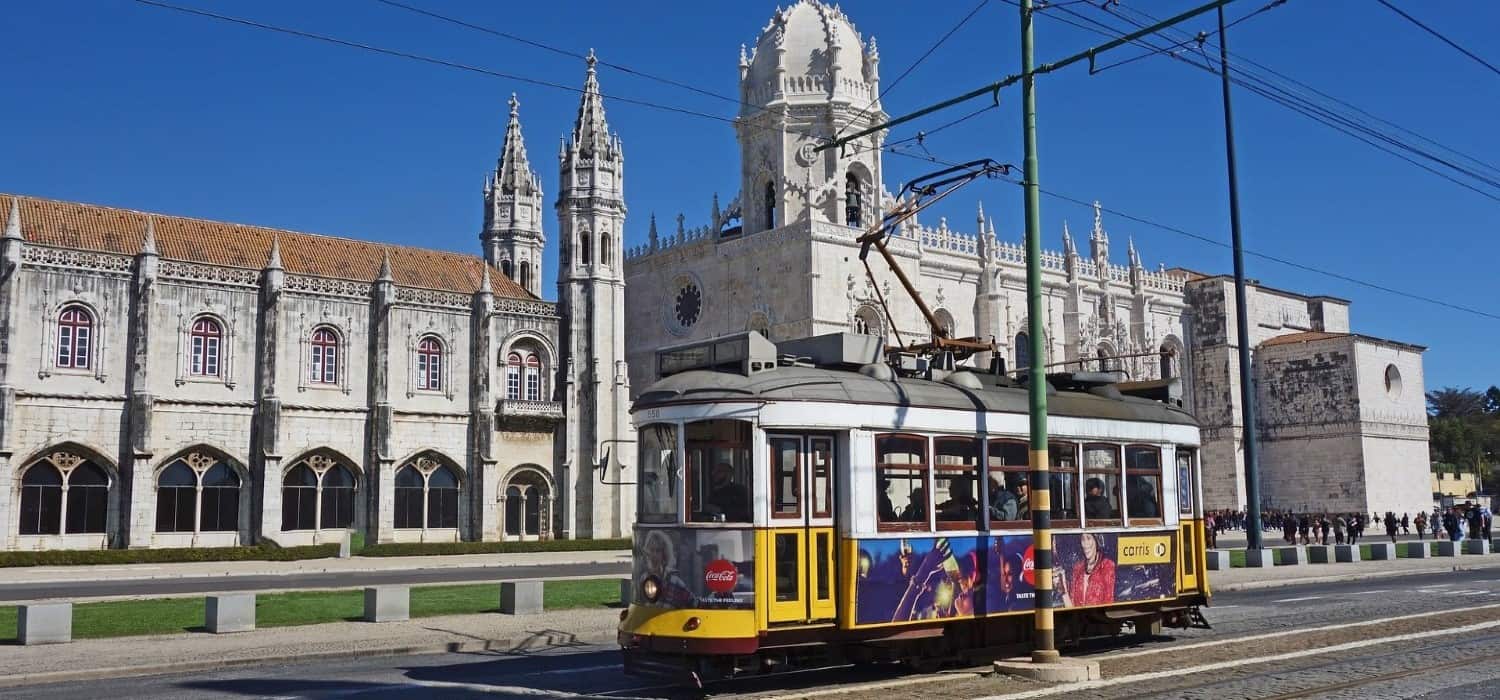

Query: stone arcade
left=0, top=57, right=633, bottom=550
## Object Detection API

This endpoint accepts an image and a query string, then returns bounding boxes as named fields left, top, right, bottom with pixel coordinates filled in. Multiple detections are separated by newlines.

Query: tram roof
left=633, top=365, right=1198, bottom=427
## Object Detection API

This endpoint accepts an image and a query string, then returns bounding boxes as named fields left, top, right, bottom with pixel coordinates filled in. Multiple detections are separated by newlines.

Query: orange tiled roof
left=0, top=194, right=533, bottom=299
left=1258, top=330, right=1349, bottom=348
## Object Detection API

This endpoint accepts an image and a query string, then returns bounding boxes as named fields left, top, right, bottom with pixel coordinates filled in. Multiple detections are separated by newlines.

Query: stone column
left=254, top=237, right=285, bottom=544
left=468, top=272, right=497, bottom=541
left=0, top=200, right=24, bottom=548
left=367, top=254, right=395, bottom=543
left=123, top=220, right=159, bottom=548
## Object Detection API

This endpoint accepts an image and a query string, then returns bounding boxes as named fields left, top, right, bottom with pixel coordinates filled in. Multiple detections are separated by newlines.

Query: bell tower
left=555, top=51, right=632, bottom=539
left=482, top=94, right=545, bottom=296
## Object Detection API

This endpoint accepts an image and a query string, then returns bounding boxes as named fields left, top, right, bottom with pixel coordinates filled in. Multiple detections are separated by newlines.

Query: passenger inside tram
left=936, top=476, right=979, bottom=521
left=708, top=462, right=751, bottom=522
left=900, top=486, right=928, bottom=522
left=1084, top=478, right=1113, bottom=520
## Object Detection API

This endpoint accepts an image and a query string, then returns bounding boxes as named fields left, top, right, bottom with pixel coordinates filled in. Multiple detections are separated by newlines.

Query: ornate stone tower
left=555, top=52, right=632, bottom=539
left=735, top=1, right=885, bottom=233
left=482, top=94, right=545, bottom=297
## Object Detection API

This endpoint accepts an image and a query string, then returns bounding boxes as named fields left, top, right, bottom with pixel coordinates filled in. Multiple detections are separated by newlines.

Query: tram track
left=1257, top=650, right=1500, bottom=700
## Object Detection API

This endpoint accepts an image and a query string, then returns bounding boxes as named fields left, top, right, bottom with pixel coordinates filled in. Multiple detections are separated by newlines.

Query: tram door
left=766, top=434, right=837, bottom=624
left=1176, top=447, right=1200, bottom=592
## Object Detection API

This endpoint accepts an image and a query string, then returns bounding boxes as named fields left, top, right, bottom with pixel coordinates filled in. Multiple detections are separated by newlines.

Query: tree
left=1426, top=387, right=1486, bottom=418
left=1485, top=386, right=1500, bottom=415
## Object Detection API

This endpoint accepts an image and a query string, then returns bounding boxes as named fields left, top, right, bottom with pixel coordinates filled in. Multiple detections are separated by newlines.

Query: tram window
left=769, top=436, right=802, bottom=519
left=876, top=434, right=928, bottom=531
left=637, top=423, right=680, bottom=524
left=810, top=437, right=833, bottom=519
left=934, top=437, right=982, bottom=529
left=686, top=420, right=753, bottom=523
left=1124, top=445, right=1163, bottom=522
left=1049, top=442, right=1080, bottom=524
left=1176, top=448, right=1196, bottom=516
left=988, top=439, right=1030, bottom=526
left=1083, top=444, right=1123, bottom=525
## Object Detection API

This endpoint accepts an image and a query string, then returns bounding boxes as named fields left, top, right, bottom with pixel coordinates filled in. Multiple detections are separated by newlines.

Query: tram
left=618, top=330, right=1210, bottom=685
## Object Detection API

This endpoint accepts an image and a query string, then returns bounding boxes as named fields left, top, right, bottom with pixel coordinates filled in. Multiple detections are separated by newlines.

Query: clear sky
left=3, top=0, right=1496, bottom=392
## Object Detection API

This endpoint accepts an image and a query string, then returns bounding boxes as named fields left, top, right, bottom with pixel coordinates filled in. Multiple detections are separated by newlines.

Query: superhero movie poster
left=633, top=528, right=755, bottom=610
left=854, top=532, right=1175, bottom=625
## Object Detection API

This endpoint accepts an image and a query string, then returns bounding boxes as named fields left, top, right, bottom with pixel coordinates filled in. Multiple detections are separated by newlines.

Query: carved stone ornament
left=414, top=456, right=441, bottom=473
left=183, top=451, right=219, bottom=472
left=47, top=451, right=85, bottom=471
left=305, top=454, right=337, bottom=473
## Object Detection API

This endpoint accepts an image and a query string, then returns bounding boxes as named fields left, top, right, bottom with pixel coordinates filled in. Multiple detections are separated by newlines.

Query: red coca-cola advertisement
left=703, top=559, right=739, bottom=594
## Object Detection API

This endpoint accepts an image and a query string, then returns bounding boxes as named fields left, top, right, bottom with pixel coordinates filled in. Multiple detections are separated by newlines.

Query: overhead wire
left=129, top=0, right=1497, bottom=322
left=1373, top=0, right=1500, bottom=78
left=842, top=0, right=990, bottom=137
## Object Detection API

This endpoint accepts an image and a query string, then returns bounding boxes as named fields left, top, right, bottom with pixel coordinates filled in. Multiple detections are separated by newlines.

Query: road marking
left=405, top=679, right=662, bottom=699
left=977, top=616, right=1500, bottom=699
left=1349, top=590, right=1389, bottom=595
left=1211, top=605, right=1239, bottom=610
left=1098, top=601, right=1500, bottom=661
left=1272, top=596, right=1321, bottom=603
left=527, top=663, right=624, bottom=677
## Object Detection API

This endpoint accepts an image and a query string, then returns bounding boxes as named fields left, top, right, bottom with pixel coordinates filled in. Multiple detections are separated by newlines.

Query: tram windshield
left=638, top=423, right=679, bottom=524
left=686, top=420, right=753, bottom=523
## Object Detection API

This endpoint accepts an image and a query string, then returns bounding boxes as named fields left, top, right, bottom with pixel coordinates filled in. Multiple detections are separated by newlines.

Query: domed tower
left=736, top=1, right=885, bottom=234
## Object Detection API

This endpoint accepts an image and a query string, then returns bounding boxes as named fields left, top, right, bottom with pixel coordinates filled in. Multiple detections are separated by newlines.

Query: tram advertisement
left=853, top=532, right=1175, bottom=625
left=634, top=528, right=755, bottom=610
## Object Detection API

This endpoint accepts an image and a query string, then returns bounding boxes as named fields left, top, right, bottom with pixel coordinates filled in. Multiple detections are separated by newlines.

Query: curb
left=0, top=631, right=619, bottom=689
left=1211, top=559, right=1500, bottom=592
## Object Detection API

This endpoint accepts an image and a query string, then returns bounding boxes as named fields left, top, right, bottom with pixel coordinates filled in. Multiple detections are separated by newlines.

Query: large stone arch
left=151, top=444, right=252, bottom=544
left=277, top=447, right=364, bottom=542
left=1159, top=333, right=1185, bottom=380
left=12, top=441, right=121, bottom=549
left=500, top=464, right=553, bottom=540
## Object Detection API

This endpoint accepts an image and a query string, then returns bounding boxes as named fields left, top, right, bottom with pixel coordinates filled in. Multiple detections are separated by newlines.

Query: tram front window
left=1125, top=445, right=1163, bottom=521
left=686, top=420, right=753, bottom=523
left=638, top=423, right=680, bottom=524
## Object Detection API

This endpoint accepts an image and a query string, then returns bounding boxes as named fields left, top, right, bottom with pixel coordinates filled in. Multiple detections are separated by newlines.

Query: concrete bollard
left=1366, top=542, right=1394, bottom=560
left=1244, top=548, right=1275, bottom=568
left=1435, top=541, right=1462, bottom=557
left=206, top=594, right=256, bottom=633
left=618, top=577, right=634, bottom=606
left=363, top=586, right=410, bottom=622
left=1334, top=544, right=1361, bottom=563
left=1402, top=541, right=1432, bottom=559
left=18, top=603, right=72, bottom=645
left=339, top=531, right=353, bottom=559
left=1273, top=545, right=1306, bottom=566
left=500, top=580, right=544, bottom=615
left=1306, top=545, right=1333, bottom=564
left=1463, top=539, right=1490, bottom=555
left=1205, top=550, right=1230, bottom=571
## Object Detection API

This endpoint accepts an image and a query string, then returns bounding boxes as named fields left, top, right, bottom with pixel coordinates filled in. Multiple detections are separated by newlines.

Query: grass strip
left=0, top=578, right=618, bottom=643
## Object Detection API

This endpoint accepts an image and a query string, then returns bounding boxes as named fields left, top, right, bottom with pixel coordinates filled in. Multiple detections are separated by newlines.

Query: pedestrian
left=1205, top=511, right=1217, bottom=549
left=1384, top=512, right=1398, bottom=543
left=1334, top=514, right=1346, bottom=545
left=1401, top=513, right=1410, bottom=536
left=1483, top=507, right=1493, bottom=543
left=1298, top=513, right=1311, bottom=545
left=1283, top=514, right=1297, bottom=544
left=1414, top=511, right=1427, bottom=541
left=1319, top=515, right=1331, bottom=545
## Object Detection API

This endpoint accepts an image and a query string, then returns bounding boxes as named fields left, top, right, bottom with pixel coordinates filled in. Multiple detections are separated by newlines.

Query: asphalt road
left=8, top=568, right=1500, bottom=699
left=0, top=561, right=632, bottom=601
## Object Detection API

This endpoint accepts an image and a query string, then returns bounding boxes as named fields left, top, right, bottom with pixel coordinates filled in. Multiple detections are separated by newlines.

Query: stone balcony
left=497, top=399, right=565, bottom=431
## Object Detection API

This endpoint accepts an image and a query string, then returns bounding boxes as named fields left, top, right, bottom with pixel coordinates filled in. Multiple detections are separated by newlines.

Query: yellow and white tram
left=619, top=331, right=1209, bottom=684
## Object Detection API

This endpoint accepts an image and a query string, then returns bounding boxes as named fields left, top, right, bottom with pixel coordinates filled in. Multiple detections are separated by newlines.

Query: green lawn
left=0, top=578, right=618, bottom=642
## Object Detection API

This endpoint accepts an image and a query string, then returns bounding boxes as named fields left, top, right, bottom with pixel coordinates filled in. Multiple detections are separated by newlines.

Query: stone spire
left=1063, top=221, right=1079, bottom=282
left=141, top=216, right=158, bottom=257
left=265, top=233, right=283, bottom=270
left=496, top=93, right=538, bottom=195
left=376, top=249, right=394, bottom=283
left=4, top=197, right=22, bottom=240
left=571, top=50, right=610, bottom=156
left=711, top=193, right=722, bottom=232
left=1089, top=200, right=1109, bottom=263
left=476, top=259, right=493, bottom=299
left=976, top=201, right=986, bottom=233
left=1128, top=236, right=1141, bottom=269
left=648, top=213, right=659, bottom=251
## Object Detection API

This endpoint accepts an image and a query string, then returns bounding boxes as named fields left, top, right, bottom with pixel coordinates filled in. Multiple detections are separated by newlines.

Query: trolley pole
left=1215, top=6, right=1264, bottom=549
left=1019, top=0, right=1058, bottom=664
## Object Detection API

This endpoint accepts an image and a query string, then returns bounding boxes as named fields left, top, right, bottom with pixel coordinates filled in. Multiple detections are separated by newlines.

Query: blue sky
left=3, top=1, right=1496, bottom=392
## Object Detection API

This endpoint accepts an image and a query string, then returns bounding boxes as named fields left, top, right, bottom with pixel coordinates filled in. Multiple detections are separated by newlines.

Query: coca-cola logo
left=1021, top=545, right=1036, bottom=586
left=704, top=559, right=739, bottom=594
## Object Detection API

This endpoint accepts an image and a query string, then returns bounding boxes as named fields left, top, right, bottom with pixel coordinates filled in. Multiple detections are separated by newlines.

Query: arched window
left=519, top=261, right=532, bottom=290
left=579, top=231, right=592, bottom=265
left=1097, top=345, right=1116, bottom=372
left=1160, top=344, right=1175, bottom=379
left=504, top=485, right=524, bottom=536
left=282, top=457, right=357, bottom=531
left=416, top=336, right=443, bottom=391
left=66, top=462, right=109, bottom=534
left=845, top=172, right=863, bottom=227
left=394, top=457, right=462, bottom=530
left=190, top=317, right=223, bottom=377
left=57, top=305, right=93, bottom=369
left=200, top=462, right=240, bottom=532
left=524, top=485, right=541, bottom=535
left=524, top=354, right=541, bottom=401
left=155, top=462, right=197, bottom=533
left=853, top=306, right=882, bottom=337
left=763, top=181, right=777, bottom=231
left=501, top=259, right=513, bottom=279
left=310, top=327, right=339, bottom=384
left=505, top=352, right=523, bottom=400
left=1015, top=332, right=1031, bottom=370
left=600, top=234, right=612, bottom=267
left=18, top=463, right=63, bottom=535
left=933, top=308, right=956, bottom=340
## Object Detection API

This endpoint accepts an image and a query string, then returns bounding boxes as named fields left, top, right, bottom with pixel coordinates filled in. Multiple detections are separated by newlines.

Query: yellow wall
left=1431, top=472, right=1478, bottom=498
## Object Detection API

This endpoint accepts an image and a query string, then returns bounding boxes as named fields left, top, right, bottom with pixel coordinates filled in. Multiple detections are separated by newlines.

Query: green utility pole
left=1215, top=6, right=1264, bottom=549
left=1019, top=0, right=1057, bottom=664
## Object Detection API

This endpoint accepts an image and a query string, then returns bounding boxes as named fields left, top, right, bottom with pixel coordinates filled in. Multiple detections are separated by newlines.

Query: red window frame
left=1083, top=442, right=1123, bottom=526
left=1049, top=441, right=1082, bottom=528
left=809, top=436, right=834, bottom=519
left=875, top=433, right=929, bottom=533
left=524, top=354, right=541, bottom=401
left=932, top=436, right=982, bottom=531
left=190, top=317, right=222, bottom=377
left=1124, top=444, right=1164, bottom=525
left=988, top=439, right=1031, bottom=529
left=505, top=352, right=522, bottom=400
left=57, top=305, right=93, bottom=370
left=769, top=436, right=803, bottom=520
left=310, top=327, right=339, bottom=384
left=416, top=337, right=442, bottom=391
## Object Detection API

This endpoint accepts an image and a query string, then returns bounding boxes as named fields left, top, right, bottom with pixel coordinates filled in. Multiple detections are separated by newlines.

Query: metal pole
left=1216, top=6, right=1263, bottom=549
left=1020, top=0, right=1058, bottom=664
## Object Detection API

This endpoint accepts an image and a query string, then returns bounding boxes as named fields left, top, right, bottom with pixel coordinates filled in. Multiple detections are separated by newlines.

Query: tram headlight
left=641, top=575, right=662, bottom=603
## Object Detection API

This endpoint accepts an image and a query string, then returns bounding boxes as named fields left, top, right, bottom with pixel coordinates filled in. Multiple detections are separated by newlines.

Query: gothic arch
left=392, top=449, right=466, bottom=486
left=500, top=464, right=551, bottom=540
left=1095, top=340, right=1119, bottom=372
left=932, top=307, right=956, bottom=339
left=282, top=447, right=363, bottom=477
left=152, top=444, right=248, bottom=481
left=14, top=442, right=121, bottom=544
left=499, top=329, right=557, bottom=369
left=845, top=162, right=874, bottom=227
left=1159, top=334, right=1184, bottom=380
left=852, top=304, right=884, bottom=337
left=16, top=441, right=118, bottom=480
left=1013, top=320, right=1049, bottom=371
left=599, top=232, right=612, bottom=267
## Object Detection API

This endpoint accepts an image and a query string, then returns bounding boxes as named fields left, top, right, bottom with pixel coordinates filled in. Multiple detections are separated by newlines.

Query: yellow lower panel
left=620, top=606, right=758, bottom=640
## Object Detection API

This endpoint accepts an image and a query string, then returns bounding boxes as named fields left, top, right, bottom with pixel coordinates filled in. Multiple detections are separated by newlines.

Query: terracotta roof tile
left=1258, top=330, right=1349, bottom=348
left=1, top=194, right=533, bottom=299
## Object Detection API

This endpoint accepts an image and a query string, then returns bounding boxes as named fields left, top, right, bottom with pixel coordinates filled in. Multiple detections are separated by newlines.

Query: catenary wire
left=1373, top=0, right=1500, bottom=78
left=842, top=0, right=990, bottom=137
left=131, top=0, right=1497, bottom=322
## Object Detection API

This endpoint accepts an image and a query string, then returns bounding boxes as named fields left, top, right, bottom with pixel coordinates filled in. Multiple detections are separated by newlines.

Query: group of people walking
left=1202, top=504, right=1494, bottom=549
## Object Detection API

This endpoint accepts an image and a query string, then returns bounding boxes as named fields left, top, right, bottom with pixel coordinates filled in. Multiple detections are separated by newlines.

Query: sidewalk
left=0, top=607, right=623, bottom=688
left=1207, top=546, right=1500, bottom=591
left=0, top=549, right=633, bottom=586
